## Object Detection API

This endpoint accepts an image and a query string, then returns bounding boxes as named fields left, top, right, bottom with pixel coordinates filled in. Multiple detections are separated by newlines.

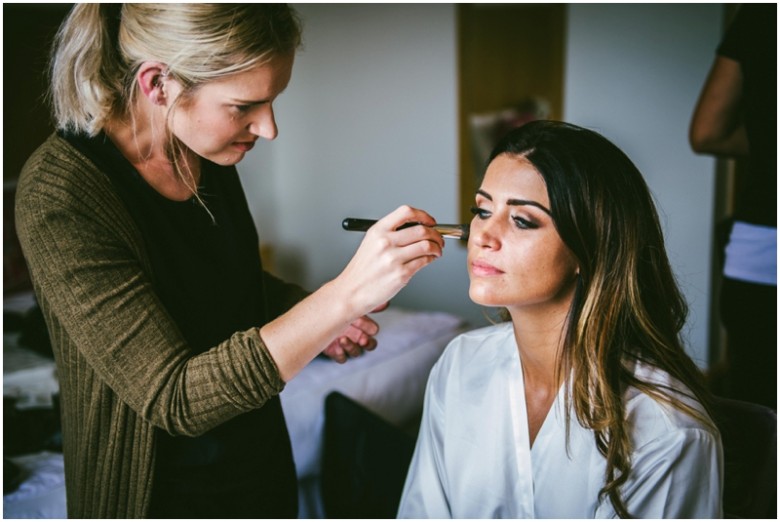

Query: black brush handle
left=342, top=218, right=469, bottom=240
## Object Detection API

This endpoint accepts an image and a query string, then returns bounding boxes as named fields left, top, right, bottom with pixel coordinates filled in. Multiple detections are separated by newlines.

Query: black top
left=717, top=3, right=777, bottom=227
left=62, top=131, right=298, bottom=518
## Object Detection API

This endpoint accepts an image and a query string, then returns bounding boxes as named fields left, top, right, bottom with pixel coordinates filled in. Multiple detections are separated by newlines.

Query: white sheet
left=4, top=291, right=58, bottom=410
left=3, top=452, right=67, bottom=519
left=4, top=334, right=59, bottom=410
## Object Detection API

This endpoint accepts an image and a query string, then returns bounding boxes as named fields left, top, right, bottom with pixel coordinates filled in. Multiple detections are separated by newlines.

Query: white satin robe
left=397, top=323, right=723, bottom=518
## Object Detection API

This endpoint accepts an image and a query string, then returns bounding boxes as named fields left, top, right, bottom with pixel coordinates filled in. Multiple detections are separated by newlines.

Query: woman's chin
left=468, top=286, right=500, bottom=308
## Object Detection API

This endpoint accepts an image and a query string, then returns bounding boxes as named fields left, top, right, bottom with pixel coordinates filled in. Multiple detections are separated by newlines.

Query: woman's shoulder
left=433, top=322, right=516, bottom=374
left=15, top=132, right=136, bottom=247
left=21, top=132, right=98, bottom=171
left=425, top=322, right=517, bottom=406
left=17, top=133, right=118, bottom=209
left=624, top=362, right=719, bottom=448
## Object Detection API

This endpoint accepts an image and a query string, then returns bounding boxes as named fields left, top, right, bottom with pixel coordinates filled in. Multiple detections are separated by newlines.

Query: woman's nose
left=249, top=106, right=278, bottom=141
left=470, top=217, right=501, bottom=250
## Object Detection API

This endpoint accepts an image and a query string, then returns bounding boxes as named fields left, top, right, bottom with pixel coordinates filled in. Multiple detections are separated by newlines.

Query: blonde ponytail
left=49, top=4, right=301, bottom=137
left=49, top=4, right=127, bottom=135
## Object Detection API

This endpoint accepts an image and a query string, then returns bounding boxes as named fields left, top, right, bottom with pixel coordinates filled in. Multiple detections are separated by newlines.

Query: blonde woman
left=398, top=121, right=723, bottom=518
left=15, top=4, right=444, bottom=518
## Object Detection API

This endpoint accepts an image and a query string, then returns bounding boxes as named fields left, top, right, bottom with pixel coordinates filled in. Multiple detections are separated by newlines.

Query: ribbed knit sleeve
left=15, top=134, right=288, bottom=517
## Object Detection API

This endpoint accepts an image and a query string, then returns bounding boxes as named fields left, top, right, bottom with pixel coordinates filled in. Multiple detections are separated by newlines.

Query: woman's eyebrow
left=476, top=189, right=551, bottom=215
left=507, top=198, right=552, bottom=215
left=229, top=98, right=267, bottom=105
left=476, top=189, right=493, bottom=201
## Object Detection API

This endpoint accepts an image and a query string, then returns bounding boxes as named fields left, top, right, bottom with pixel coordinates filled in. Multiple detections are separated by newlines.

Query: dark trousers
left=720, top=276, right=777, bottom=409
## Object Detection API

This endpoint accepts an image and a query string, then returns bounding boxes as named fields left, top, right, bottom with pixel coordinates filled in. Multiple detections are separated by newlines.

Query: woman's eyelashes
left=512, top=215, right=538, bottom=230
left=469, top=206, right=490, bottom=219
left=469, top=206, right=539, bottom=230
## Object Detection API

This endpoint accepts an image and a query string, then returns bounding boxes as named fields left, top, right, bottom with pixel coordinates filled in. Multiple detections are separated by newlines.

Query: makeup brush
left=342, top=218, right=470, bottom=241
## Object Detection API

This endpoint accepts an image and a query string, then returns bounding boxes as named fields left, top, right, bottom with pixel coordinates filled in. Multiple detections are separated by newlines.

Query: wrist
left=321, top=277, right=363, bottom=320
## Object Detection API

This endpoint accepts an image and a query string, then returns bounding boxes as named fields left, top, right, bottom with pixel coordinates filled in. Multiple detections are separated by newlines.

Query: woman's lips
left=233, top=140, right=256, bottom=152
left=470, top=260, right=504, bottom=276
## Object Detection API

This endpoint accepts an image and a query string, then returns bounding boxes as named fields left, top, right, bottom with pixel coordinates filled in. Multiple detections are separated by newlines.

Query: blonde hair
left=50, top=3, right=301, bottom=134
left=49, top=4, right=301, bottom=203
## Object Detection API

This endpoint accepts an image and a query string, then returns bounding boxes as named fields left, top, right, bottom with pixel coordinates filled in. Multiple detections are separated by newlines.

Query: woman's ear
left=137, top=62, right=170, bottom=105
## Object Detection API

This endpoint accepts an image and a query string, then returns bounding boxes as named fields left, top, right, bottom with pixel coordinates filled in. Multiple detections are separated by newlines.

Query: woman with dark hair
left=398, top=120, right=722, bottom=518
left=15, top=4, right=443, bottom=518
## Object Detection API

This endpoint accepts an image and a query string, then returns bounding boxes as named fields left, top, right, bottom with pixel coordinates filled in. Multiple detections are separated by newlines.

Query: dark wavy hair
left=488, top=120, right=714, bottom=518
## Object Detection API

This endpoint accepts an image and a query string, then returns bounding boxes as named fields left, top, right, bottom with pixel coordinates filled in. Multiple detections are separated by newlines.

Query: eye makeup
left=469, top=206, right=540, bottom=230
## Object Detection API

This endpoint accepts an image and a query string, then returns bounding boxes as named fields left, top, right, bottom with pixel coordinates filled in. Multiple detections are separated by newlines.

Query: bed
left=3, top=295, right=468, bottom=518
left=4, top=292, right=65, bottom=518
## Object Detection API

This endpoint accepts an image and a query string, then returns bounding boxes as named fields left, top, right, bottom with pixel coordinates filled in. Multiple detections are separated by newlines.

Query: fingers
left=341, top=332, right=377, bottom=356
left=350, top=315, right=380, bottom=337
left=367, top=211, right=445, bottom=270
left=394, top=226, right=445, bottom=254
left=374, top=205, right=445, bottom=250
left=336, top=205, right=445, bottom=317
left=322, top=343, right=347, bottom=363
left=324, top=334, right=375, bottom=364
left=322, top=314, right=381, bottom=363
left=380, top=204, right=438, bottom=231
left=341, top=318, right=379, bottom=353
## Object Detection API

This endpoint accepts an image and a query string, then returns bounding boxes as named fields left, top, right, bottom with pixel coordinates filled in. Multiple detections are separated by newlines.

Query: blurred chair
left=320, top=392, right=416, bottom=518
left=712, top=396, right=776, bottom=518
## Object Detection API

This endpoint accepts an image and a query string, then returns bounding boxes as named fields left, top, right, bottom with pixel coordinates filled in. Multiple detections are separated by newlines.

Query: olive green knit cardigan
left=15, top=134, right=306, bottom=518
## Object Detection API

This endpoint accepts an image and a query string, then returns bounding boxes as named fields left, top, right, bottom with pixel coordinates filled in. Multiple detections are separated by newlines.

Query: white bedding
left=4, top=294, right=66, bottom=519
left=3, top=335, right=58, bottom=410
left=3, top=452, right=67, bottom=519
left=4, top=291, right=58, bottom=410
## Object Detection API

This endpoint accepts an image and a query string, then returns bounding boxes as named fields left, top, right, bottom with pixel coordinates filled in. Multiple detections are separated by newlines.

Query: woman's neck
left=510, top=308, right=569, bottom=446
left=104, top=105, right=199, bottom=202
left=509, top=306, right=569, bottom=389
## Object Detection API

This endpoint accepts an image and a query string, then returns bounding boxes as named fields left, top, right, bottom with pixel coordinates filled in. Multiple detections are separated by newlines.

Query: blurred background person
left=690, top=3, right=776, bottom=409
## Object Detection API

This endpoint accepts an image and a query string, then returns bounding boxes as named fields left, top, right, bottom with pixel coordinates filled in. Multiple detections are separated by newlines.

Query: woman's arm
left=16, top=155, right=283, bottom=436
left=595, top=427, right=723, bottom=518
left=260, top=205, right=444, bottom=381
left=16, top=140, right=442, bottom=435
left=689, top=55, right=749, bottom=157
left=262, top=270, right=385, bottom=363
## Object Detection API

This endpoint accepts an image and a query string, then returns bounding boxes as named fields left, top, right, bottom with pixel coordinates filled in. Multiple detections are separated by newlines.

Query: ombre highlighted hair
left=487, top=120, right=715, bottom=518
